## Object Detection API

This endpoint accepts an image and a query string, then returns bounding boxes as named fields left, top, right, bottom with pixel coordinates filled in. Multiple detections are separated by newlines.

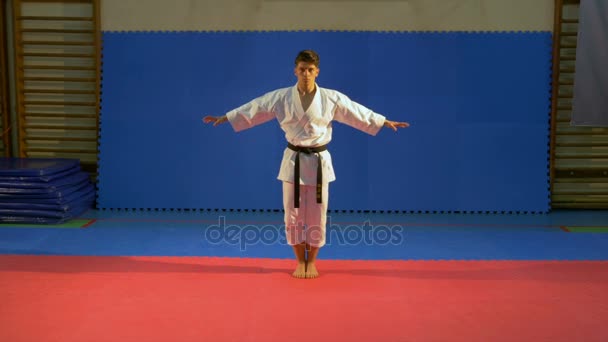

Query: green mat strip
left=0, top=219, right=93, bottom=229
left=566, top=226, right=608, bottom=233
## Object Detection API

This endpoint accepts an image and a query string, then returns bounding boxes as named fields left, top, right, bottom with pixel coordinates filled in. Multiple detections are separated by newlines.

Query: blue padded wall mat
left=0, top=158, right=79, bottom=177
left=99, top=31, right=552, bottom=212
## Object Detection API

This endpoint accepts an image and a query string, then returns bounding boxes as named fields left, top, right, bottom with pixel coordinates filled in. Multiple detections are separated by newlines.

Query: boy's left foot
left=306, top=262, right=319, bottom=279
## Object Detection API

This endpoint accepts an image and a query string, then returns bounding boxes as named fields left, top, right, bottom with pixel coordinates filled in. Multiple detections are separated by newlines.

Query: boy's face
left=294, top=61, right=319, bottom=87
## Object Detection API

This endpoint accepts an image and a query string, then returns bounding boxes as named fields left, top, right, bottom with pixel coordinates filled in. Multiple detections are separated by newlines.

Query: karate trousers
left=283, top=181, right=329, bottom=248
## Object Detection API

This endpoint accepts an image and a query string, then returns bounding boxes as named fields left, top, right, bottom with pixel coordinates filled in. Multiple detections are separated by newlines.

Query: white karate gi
left=226, top=83, right=386, bottom=247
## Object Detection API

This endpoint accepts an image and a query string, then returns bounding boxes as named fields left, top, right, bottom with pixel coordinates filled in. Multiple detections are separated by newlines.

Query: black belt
left=287, top=143, right=328, bottom=208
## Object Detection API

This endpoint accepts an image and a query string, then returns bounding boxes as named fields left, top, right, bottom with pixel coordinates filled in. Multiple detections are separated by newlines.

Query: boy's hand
left=384, top=120, right=410, bottom=131
left=203, top=115, right=227, bottom=126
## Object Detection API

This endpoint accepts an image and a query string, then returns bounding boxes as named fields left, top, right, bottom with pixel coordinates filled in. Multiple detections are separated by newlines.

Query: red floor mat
left=1, top=256, right=607, bottom=342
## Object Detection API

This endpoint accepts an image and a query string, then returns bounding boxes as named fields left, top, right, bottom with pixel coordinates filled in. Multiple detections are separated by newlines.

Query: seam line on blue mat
left=87, top=217, right=564, bottom=229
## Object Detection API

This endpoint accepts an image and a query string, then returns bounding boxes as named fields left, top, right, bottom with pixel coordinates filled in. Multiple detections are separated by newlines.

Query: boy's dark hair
left=295, top=50, right=320, bottom=67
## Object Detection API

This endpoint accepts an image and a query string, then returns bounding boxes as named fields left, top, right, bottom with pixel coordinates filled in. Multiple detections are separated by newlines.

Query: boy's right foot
left=292, top=262, right=306, bottom=279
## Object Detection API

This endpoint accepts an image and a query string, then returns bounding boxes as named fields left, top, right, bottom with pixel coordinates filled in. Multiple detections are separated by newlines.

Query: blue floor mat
left=1, top=210, right=607, bottom=260
left=0, top=158, right=96, bottom=224
left=0, top=171, right=89, bottom=190
left=0, top=164, right=81, bottom=183
left=0, top=183, right=94, bottom=203
left=0, top=158, right=79, bottom=177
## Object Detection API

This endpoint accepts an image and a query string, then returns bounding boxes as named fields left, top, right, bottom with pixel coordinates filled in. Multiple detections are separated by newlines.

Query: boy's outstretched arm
left=202, top=115, right=228, bottom=126
left=383, top=119, right=410, bottom=132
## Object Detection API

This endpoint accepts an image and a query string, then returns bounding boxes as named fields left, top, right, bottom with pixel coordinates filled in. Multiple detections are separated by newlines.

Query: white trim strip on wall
left=101, top=0, right=554, bottom=32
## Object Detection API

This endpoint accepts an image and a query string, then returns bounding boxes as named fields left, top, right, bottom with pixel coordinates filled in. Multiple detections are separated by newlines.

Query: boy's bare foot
left=306, top=262, right=319, bottom=279
left=292, top=262, right=306, bottom=278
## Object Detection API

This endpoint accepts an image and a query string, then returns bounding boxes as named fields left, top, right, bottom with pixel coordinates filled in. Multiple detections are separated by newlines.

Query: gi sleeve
left=225, top=92, right=277, bottom=132
left=332, top=93, right=386, bottom=136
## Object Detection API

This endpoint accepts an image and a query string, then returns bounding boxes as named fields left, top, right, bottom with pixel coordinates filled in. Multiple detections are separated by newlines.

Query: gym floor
left=1, top=209, right=607, bottom=341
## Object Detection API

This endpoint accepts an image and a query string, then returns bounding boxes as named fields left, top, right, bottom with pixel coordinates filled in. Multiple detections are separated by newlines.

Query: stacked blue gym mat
left=0, top=158, right=96, bottom=224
